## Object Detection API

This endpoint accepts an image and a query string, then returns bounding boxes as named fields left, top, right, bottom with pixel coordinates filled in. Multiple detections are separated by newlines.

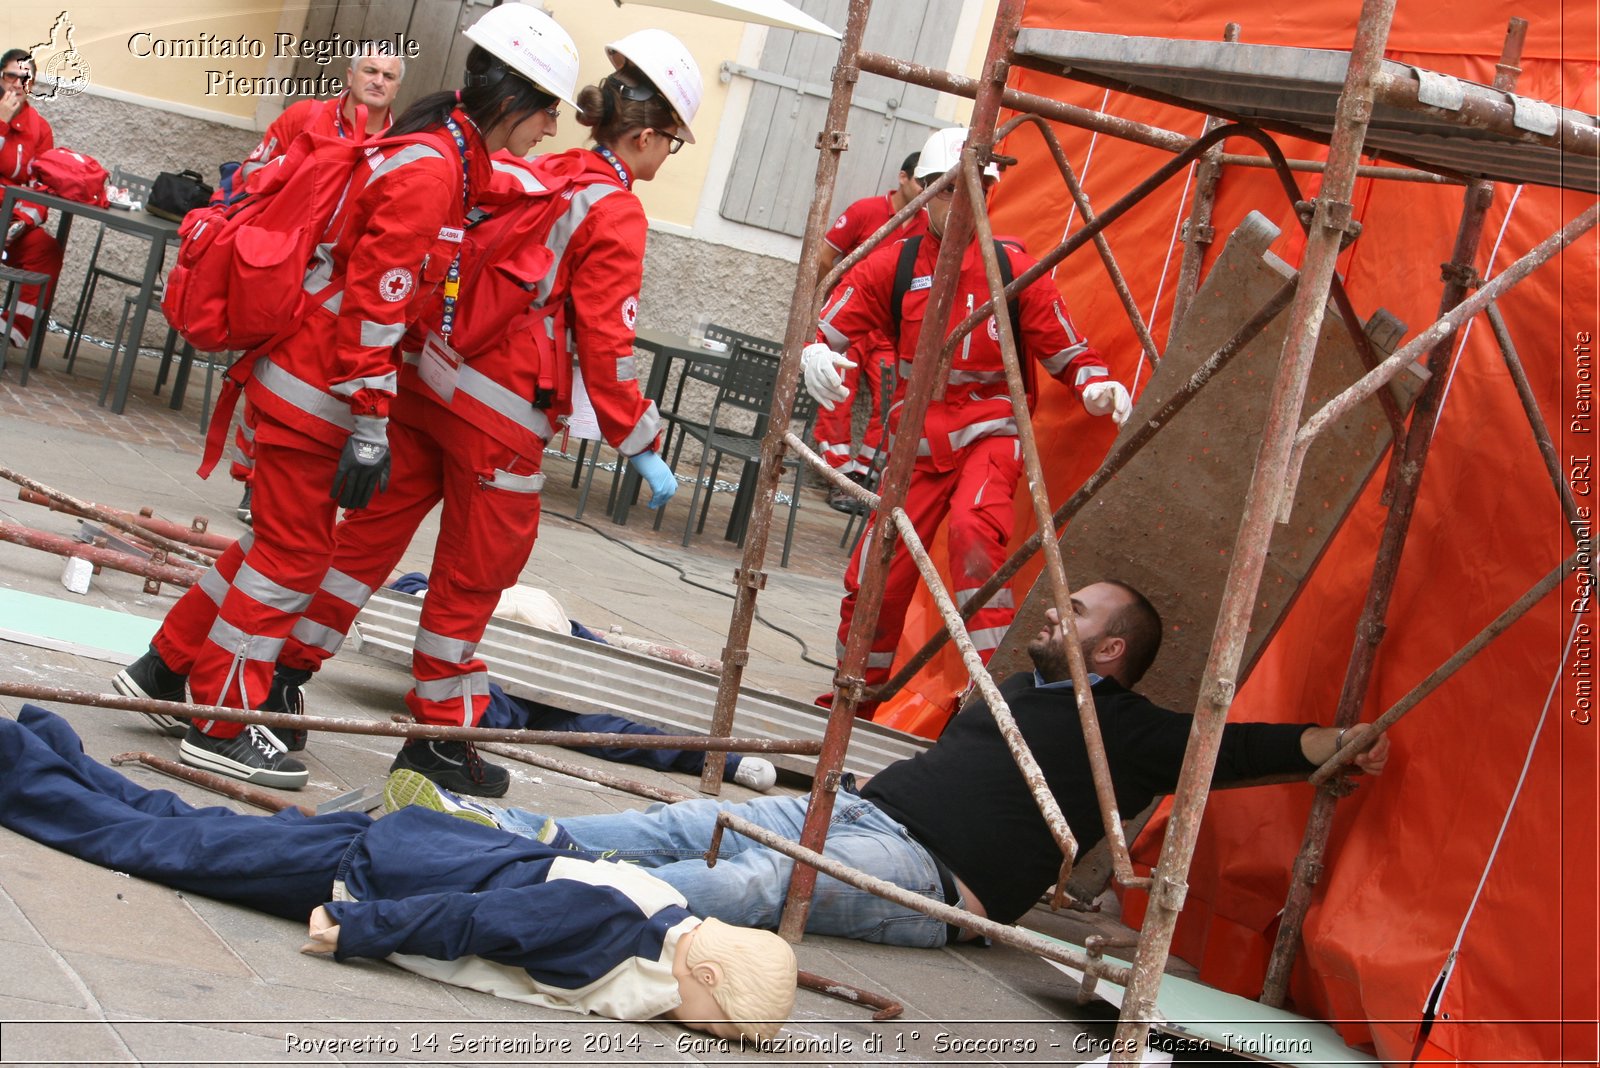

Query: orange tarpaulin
left=872, top=2, right=1596, bottom=1063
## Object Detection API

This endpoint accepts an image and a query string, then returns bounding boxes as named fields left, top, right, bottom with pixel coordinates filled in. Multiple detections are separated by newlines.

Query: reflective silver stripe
left=359, top=320, right=405, bottom=348
left=866, top=649, right=896, bottom=668
left=490, top=159, right=548, bottom=193
left=949, top=369, right=1007, bottom=385
left=237, top=421, right=256, bottom=444
left=290, top=617, right=345, bottom=656
left=206, top=617, right=284, bottom=662
left=485, top=468, right=546, bottom=493
left=956, top=587, right=1014, bottom=610
left=16, top=204, right=42, bottom=225
left=331, top=370, right=397, bottom=399
left=234, top=562, right=314, bottom=614
left=322, top=290, right=344, bottom=314
left=413, top=670, right=491, bottom=703
left=1053, top=300, right=1085, bottom=343
left=898, top=359, right=915, bottom=380
left=615, top=355, right=638, bottom=382
left=456, top=363, right=555, bottom=440
left=254, top=358, right=356, bottom=431
left=818, top=286, right=855, bottom=351
left=198, top=565, right=231, bottom=606
left=949, top=417, right=1017, bottom=451
left=969, top=625, right=1009, bottom=652
left=303, top=241, right=337, bottom=296
left=319, top=566, right=373, bottom=607
left=415, top=626, right=477, bottom=664
left=821, top=442, right=852, bottom=457
left=535, top=183, right=623, bottom=304
left=616, top=403, right=663, bottom=456
left=1073, top=363, right=1109, bottom=388
left=365, top=143, right=442, bottom=184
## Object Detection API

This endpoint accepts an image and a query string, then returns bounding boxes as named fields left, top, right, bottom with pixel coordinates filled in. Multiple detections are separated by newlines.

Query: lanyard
left=595, top=145, right=632, bottom=190
left=439, top=115, right=472, bottom=340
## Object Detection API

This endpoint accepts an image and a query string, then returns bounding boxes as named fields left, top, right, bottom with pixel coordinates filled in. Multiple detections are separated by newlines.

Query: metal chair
left=0, top=264, right=51, bottom=382
left=63, top=168, right=158, bottom=372
left=655, top=340, right=818, bottom=568
left=654, top=323, right=778, bottom=461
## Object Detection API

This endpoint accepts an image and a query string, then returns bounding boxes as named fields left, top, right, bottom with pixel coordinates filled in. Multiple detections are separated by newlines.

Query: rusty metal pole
left=16, top=489, right=234, bottom=553
left=1261, top=18, right=1530, bottom=1006
left=1110, top=2, right=1399, bottom=1059
left=771, top=0, right=1027, bottom=942
left=0, top=467, right=216, bottom=566
left=0, top=522, right=204, bottom=587
left=1171, top=23, right=1242, bottom=334
left=696, top=0, right=873, bottom=801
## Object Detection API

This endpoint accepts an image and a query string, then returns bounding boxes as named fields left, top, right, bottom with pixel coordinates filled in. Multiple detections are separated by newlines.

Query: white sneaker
left=732, top=757, right=777, bottom=791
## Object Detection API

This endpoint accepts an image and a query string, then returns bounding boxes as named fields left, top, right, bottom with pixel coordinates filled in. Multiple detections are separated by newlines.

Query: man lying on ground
left=394, top=580, right=1390, bottom=947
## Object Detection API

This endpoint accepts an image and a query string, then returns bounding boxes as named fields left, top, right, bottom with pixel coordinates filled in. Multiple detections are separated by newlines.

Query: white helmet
left=605, top=29, right=703, bottom=144
left=916, top=126, right=1001, bottom=185
left=464, top=3, right=581, bottom=108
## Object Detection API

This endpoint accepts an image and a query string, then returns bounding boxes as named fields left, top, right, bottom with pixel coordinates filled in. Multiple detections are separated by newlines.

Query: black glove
left=330, top=415, right=390, bottom=509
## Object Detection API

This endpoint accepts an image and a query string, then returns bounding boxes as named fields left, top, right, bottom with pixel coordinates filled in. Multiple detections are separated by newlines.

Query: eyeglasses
left=2, top=71, right=32, bottom=86
left=542, top=103, right=560, bottom=120
left=664, top=132, right=685, bottom=155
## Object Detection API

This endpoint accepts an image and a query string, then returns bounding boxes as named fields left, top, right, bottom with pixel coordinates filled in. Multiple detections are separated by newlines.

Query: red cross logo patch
left=379, top=268, right=414, bottom=303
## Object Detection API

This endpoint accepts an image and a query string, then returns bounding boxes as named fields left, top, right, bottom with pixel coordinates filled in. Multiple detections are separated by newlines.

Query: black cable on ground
left=544, top=505, right=834, bottom=671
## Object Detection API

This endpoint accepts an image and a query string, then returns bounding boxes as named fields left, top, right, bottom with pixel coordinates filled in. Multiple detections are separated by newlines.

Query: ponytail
left=390, top=45, right=556, bottom=138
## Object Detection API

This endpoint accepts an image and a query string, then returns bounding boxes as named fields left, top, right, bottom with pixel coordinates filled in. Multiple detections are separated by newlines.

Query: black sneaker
left=390, top=739, right=509, bottom=798
left=179, top=725, right=309, bottom=790
left=260, top=665, right=312, bottom=751
left=113, top=647, right=191, bottom=738
left=236, top=485, right=253, bottom=526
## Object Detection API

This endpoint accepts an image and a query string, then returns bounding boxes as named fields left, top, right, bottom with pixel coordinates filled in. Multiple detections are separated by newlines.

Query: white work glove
left=1081, top=381, right=1133, bottom=426
left=801, top=342, right=856, bottom=411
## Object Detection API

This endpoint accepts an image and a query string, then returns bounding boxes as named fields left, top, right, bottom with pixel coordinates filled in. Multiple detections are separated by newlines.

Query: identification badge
left=437, top=226, right=464, bottom=243
left=418, top=331, right=462, bottom=399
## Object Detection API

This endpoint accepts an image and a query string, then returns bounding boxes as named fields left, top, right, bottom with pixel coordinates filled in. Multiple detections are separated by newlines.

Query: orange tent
left=873, top=2, right=1596, bottom=1062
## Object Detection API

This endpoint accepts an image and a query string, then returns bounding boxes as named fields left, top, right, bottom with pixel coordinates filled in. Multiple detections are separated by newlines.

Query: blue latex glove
left=627, top=450, right=678, bottom=509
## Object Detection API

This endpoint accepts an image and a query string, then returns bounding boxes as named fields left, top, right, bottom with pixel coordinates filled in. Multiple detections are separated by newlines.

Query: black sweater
left=863, top=673, right=1317, bottom=925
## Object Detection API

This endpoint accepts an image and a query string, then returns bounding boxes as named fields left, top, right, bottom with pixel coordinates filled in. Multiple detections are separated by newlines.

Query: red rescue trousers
left=153, top=433, right=345, bottom=738
left=2, top=226, right=63, bottom=346
left=837, top=435, right=1023, bottom=716
left=812, top=332, right=893, bottom=478
left=277, top=398, right=545, bottom=728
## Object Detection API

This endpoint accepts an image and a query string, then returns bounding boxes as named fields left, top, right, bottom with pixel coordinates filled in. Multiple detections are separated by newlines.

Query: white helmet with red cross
left=604, top=29, right=703, bottom=143
left=464, top=2, right=581, bottom=108
left=915, top=126, right=1001, bottom=185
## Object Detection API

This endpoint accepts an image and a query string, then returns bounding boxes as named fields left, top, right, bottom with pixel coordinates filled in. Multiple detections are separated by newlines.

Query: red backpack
left=30, top=148, right=109, bottom=207
left=160, top=128, right=422, bottom=355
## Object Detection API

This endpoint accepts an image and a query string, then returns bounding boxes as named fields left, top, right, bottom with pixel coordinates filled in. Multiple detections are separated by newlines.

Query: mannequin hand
left=330, top=415, right=390, bottom=509
left=1081, top=381, right=1132, bottom=426
left=300, top=905, right=340, bottom=955
left=801, top=342, right=855, bottom=410
left=627, top=450, right=678, bottom=509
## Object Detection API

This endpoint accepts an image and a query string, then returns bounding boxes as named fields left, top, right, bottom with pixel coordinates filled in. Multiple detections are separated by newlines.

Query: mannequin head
left=666, top=918, right=796, bottom=1041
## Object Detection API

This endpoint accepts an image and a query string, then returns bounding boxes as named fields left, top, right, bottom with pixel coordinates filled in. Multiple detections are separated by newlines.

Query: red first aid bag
left=29, top=148, right=109, bottom=207
left=160, top=129, right=422, bottom=355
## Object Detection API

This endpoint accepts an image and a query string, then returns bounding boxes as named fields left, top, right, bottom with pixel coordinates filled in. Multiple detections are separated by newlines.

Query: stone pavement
left=0, top=336, right=1165, bottom=1066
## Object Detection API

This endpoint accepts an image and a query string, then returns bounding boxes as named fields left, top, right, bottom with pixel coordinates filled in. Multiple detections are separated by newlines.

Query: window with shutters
left=718, top=0, right=964, bottom=237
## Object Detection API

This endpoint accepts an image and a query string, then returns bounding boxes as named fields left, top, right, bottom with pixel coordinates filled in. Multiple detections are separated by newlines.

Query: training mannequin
left=0, top=706, right=795, bottom=1037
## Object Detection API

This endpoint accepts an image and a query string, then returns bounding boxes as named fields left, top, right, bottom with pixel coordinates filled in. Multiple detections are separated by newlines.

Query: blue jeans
left=498, top=792, right=951, bottom=947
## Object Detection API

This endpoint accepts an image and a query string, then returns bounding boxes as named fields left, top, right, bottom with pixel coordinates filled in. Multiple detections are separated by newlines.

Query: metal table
left=616, top=326, right=732, bottom=526
left=0, top=185, right=180, bottom=413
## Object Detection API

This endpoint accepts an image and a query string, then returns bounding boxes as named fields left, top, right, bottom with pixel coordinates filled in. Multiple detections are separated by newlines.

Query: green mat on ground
left=0, top=587, right=159, bottom=665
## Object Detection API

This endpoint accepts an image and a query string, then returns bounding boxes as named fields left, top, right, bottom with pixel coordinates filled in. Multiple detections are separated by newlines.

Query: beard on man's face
left=1028, top=632, right=1075, bottom=681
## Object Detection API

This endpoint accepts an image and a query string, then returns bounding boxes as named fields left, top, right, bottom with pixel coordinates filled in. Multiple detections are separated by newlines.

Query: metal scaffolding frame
left=675, top=0, right=1594, bottom=1060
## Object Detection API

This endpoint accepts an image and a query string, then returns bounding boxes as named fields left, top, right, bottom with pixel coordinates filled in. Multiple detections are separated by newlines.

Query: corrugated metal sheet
left=1013, top=30, right=1599, bottom=193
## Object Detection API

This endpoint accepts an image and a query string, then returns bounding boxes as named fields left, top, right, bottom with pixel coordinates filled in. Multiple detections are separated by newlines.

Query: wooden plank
left=394, top=0, right=465, bottom=113
left=989, top=211, right=1421, bottom=714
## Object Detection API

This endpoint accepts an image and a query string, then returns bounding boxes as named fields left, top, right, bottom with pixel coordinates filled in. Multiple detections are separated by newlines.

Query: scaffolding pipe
left=697, top=0, right=875, bottom=811
left=874, top=276, right=1299, bottom=704
left=111, top=750, right=314, bottom=816
left=963, top=153, right=1140, bottom=886
left=0, top=467, right=217, bottom=566
left=1485, top=300, right=1591, bottom=556
left=1111, top=2, right=1400, bottom=1059
left=796, top=971, right=904, bottom=1022
left=712, top=810, right=1135, bottom=987
left=474, top=742, right=697, bottom=805
left=859, top=51, right=1458, bottom=185
left=1309, top=553, right=1576, bottom=786
left=0, top=522, right=204, bottom=587
left=773, top=0, right=1026, bottom=943
left=888, top=503, right=1082, bottom=871
left=15, top=489, right=233, bottom=553
left=0, top=682, right=823, bottom=755
left=1172, top=23, right=1242, bottom=333
left=1261, top=14, right=1530, bottom=1010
